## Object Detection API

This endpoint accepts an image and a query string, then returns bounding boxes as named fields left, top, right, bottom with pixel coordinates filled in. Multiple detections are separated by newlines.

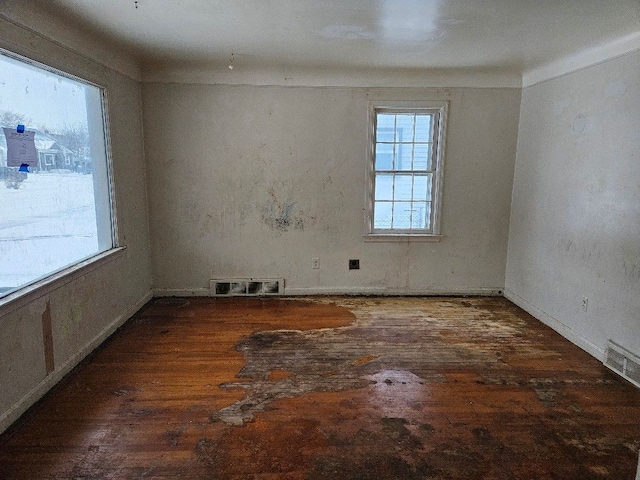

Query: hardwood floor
left=1, top=296, right=639, bottom=479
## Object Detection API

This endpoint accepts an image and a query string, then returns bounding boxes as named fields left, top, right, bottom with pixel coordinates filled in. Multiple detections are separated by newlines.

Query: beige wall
left=143, top=84, right=520, bottom=295
left=506, top=50, right=640, bottom=358
left=0, top=14, right=152, bottom=432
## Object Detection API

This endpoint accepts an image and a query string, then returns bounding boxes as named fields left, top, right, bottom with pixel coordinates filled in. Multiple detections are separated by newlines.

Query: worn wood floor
left=1, top=296, right=639, bottom=479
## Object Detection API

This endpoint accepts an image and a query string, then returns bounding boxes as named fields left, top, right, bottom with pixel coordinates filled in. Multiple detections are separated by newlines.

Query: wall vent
left=209, top=278, right=284, bottom=297
left=605, top=340, right=640, bottom=389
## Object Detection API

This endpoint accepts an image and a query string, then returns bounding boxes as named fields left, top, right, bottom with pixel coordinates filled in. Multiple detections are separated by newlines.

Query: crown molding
left=523, top=32, right=640, bottom=88
left=142, top=62, right=522, bottom=89
left=0, top=1, right=140, bottom=81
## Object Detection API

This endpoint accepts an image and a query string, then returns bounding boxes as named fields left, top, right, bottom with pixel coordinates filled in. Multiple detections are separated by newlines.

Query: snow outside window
left=0, top=50, right=115, bottom=300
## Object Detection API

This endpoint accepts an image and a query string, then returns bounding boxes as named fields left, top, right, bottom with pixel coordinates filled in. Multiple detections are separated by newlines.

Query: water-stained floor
left=1, top=296, right=639, bottom=479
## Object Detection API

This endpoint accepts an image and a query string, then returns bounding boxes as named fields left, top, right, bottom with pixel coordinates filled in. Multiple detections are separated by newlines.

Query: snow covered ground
left=0, top=171, right=98, bottom=294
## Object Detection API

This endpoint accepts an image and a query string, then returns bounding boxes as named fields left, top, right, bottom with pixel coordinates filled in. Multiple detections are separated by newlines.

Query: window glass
left=393, top=175, right=413, bottom=201
left=413, top=144, right=431, bottom=170
left=0, top=51, right=113, bottom=299
left=373, top=202, right=393, bottom=229
left=395, top=115, right=414, bottom=142
left=376, top=114, right=395, bottom=141
left=369, top=105, right=446, bottom=235
left=375, top=174, right=393, bottom=201
left=414, top=115, right=432, bottom=143
left=375, top=143, right=394, bottom=170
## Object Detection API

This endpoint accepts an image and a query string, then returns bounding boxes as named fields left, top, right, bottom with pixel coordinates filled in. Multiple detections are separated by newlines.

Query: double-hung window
left=366, top=102, right=447, bottom=239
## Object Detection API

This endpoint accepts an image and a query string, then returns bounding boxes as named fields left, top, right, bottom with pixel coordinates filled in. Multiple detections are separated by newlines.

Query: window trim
left=0, top=47, right=120, bottom=304
left=365, top=100, right=448, bottom=240
left=0, top=247, right=126, bottom=317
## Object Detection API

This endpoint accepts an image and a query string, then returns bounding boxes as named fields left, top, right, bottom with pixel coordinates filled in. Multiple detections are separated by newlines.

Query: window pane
left=395, top=114, right=414, bottom=142
left=415, top=114, right=432, bottom=142
left=373, top=202, right=392, bottom=229
left=411, top=202, right=431, bottom=229
left=374, top=174, right=393, bottom=201
left=413, top=144, right=431, bottom=170
left=392, top=202, right=412, bottom=229
left=393, top=175, right=413, bottom=201
left=376, top=114, right=395, bottom=142
left=412, top=175, right=429, bottom=201
left=375, top=143, right=393, bottom=170
left=395, top=143, right=412, bottom=170
left=0, top=52, right=112, bottom=298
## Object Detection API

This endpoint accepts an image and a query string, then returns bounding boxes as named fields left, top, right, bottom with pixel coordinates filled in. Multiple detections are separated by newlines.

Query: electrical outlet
left=581, top=296, right=588, bottom=312
left=312, top=258, right=319, bottom=269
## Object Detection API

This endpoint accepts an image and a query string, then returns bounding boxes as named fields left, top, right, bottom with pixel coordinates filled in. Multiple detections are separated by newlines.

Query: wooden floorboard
left=1, top=296, right=639, bottom=479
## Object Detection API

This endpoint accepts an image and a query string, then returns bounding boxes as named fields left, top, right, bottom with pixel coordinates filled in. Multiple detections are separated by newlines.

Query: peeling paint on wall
left=604, top=79, right=627, bottom=98
left=41, top=300, right=54, bottom=375
left=61, top=303, right=85, bottom=338
left=623, top=261, right=640, bottom=281
left=507, top=50, right=640, bottom=356
left=572, top=114, right=598, bottom=135
left=261, top=188, right=306, bottom=232
left=143, top=83, right=521, bottom=294
left=551, top=99, right=568, bottom=117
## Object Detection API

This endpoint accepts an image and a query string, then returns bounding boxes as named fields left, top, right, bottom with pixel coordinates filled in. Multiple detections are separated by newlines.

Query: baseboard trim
left=0, top=290, right=153, bottom=434
left=504, top=288, right=604, bottom=362
left=154, top=286, right=503, bottom=297
left=153, top=288, right=211, bottom=297
left=286, top=286, right=502, bottom=296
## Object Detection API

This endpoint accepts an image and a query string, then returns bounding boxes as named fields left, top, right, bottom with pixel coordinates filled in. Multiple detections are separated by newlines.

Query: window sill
left=0, top=246, right=126, bottom=317
left=363, top=234, right=443, bottom=243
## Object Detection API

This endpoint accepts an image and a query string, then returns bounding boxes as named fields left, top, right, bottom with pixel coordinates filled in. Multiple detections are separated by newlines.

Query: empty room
left=0, top=1, right=639, bottom=478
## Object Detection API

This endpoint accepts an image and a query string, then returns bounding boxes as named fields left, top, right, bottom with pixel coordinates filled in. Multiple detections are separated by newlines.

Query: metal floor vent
left=605, top=340, right=640, bottom=389
left=209, top=278, right=284, bottom=296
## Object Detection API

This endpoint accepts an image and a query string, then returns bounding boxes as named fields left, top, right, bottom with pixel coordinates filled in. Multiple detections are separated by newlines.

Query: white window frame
left=0, top=47, right=122, bottom=311
left=365, top=100, right=448, bottom=241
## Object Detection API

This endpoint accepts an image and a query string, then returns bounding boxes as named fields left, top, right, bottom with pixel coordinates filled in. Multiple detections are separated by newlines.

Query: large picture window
left=0, top=50, right=114, bottom=300
left=366, top=102, right=447, bottom=238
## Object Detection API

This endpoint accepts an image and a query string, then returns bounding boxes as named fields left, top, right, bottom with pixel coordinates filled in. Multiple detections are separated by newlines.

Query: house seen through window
left=368, top=103, right=447, bottom=236
left=0, top=50, right=114, bottom=300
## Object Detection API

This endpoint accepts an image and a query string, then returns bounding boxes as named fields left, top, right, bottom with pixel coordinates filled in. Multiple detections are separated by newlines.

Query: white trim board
left=286, top=287, right=502, bottom=296
left=153, top=288, right=212, bottom=297
left=142, top=63, right=522, bottom=89
left=523, top=31, right=640, bottom=88
left=0, top=248, right=126, bottom=318
left=154, top=286, right=503, bottom=297
left=0, top=6, right=140, bottom=81
left=504, top=288, right=605, bottom=362
left=0, top=290, right=152, bottom=435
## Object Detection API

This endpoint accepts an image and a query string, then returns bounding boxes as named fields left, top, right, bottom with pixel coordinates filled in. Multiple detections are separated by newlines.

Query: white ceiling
left=37, top=0, right=640, bottom=75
